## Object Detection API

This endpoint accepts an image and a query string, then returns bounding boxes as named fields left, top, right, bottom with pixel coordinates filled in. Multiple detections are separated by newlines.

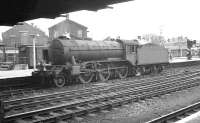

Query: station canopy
left=0, top=0, right=132, bottom=26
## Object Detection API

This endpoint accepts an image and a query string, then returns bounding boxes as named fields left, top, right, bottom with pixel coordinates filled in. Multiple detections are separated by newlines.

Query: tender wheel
left=53, top=75, right=66, bottom=87
left=117, top=67, right=128, bottom=79
left=98, top=67, right=110, bottom=81
left=79, top=71, right=94, bottom=83
left=158, top=65, right=163, bottom=73
left=151, top=65, right=158, bottom=74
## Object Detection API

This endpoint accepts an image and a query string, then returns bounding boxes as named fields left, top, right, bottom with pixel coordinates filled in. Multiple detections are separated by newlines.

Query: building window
left=54, top=31, right=58, bottom=38
left=131, top=45, right=135, bottom=52
left=77, top=30, right=83, bottom=38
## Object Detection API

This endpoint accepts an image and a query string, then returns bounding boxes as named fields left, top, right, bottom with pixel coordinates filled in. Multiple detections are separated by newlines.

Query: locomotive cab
left=117, top=39, right=139, bottom=66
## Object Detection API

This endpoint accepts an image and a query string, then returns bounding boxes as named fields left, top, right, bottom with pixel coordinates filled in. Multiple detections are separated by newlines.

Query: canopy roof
left=0, top=0, right=132, bottom=26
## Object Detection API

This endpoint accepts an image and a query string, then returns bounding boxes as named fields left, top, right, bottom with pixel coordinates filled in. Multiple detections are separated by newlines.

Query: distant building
left=49, top=19, right=88, bottom=40
left=165, top=41, right=188, bottom=57
left=164, top=37, right=190, bottom=57
left=2, top=22, right=49, bottom=47
left=1, top=23, right=49, bottom=65
left=142, top=34, right=165, bottom=45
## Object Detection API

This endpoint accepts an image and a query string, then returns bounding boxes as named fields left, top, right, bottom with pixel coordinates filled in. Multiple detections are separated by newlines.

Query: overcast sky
left=0, top=0, right=200, bottom=40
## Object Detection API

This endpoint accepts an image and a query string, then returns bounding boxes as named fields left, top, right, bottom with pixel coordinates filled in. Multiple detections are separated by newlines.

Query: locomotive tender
left=37, top=37, right=169, bottom=87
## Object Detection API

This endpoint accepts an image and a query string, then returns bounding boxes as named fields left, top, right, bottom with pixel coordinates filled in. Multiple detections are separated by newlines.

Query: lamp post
left=29, top=34, right=39, bottom=70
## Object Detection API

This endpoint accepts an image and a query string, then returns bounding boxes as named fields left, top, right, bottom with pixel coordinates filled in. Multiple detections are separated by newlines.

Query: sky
left=0, top=0, right=200, bottom=40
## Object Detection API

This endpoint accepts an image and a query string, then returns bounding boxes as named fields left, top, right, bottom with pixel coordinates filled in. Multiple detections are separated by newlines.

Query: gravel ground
left=68, top=84, right=200, bottom=123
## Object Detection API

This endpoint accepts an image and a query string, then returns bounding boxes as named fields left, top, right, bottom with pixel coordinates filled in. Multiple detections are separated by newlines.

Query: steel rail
left=4, top=69, right=197, bottom=113
left=3, top=71, right=200, bottom=122
left=1, top=61, right=198, bottom=100
left=5, top=68, right=197, bottom=104
left=1, top=62, right=199, bottom=102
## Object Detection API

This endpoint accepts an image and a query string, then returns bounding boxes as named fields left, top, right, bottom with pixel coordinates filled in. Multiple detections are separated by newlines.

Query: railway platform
left=176, top=111, right=200, bottom=123
left=0, top=64, right=34, bottom=80
left=0, top=69, right=34, bottom=79
left=170, top=56, right=200, bottom=63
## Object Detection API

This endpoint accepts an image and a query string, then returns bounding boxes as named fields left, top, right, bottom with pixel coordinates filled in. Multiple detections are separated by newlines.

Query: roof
left=165, top=42, right=188, bottom=50
left=137, top=39, right=151, bottom=45
left=118, top=39, right=139, bottom=45
left=0, top=0, right=133, bottom=26
left=67, top=19, right=88, bottom=29
left=49, top=19, right=87, bottom=30
left=3, top=22, right=47, bottom=36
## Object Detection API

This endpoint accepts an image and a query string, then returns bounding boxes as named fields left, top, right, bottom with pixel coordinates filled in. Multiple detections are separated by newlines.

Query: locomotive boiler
left=37, top=37, right=169, bottom=87
left=48, top=38, right=124, bottom=65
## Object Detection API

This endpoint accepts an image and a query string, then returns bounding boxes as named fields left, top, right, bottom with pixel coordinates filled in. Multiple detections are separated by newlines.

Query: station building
left=2, top=23, right=48, bottom=47
left=165, top=41, right=188, bottom=57
left=1, top=23, right=49, bottom=67
left=49, top=18, right=88, bottom=40
left=165, top=40, right=199, bottom=58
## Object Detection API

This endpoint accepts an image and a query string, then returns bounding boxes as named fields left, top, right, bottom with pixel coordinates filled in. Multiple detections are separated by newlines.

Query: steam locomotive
left=35, top=37, right=169, bottom=87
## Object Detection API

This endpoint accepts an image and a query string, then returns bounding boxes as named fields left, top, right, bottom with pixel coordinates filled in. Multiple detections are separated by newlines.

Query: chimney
left=138, top=36, right=141, bottom=40
left=60, top=13, right=69, bottom=20
left=66, top=14, right=69, bottom=20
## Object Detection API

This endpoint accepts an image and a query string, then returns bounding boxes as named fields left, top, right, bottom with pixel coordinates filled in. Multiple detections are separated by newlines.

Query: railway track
left=0, top=69, right=173, bottom=100
left=1, top=70, right=200, bottom=123
left=0, top=59, right=199, bottom=96
left=1, top=64, right=199, bottom=101
left=4, top=71, right=194, bottom=111
left=147, top=101, right=200, bottom=123
left=3, top=66, right=198, bottom=105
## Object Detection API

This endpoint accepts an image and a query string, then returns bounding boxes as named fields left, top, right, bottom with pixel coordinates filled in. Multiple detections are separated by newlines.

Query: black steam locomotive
left=35, top=37, right=169, bottom=87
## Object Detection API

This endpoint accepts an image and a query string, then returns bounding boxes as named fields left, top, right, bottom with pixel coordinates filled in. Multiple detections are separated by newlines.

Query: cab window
left=127, top=45, right=136, bottom=53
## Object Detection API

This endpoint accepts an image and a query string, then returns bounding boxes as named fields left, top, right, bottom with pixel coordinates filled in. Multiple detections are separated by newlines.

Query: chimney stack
left=66, top=14, right=69, bottom=20
left=60, top=13, right=69, bottom=20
